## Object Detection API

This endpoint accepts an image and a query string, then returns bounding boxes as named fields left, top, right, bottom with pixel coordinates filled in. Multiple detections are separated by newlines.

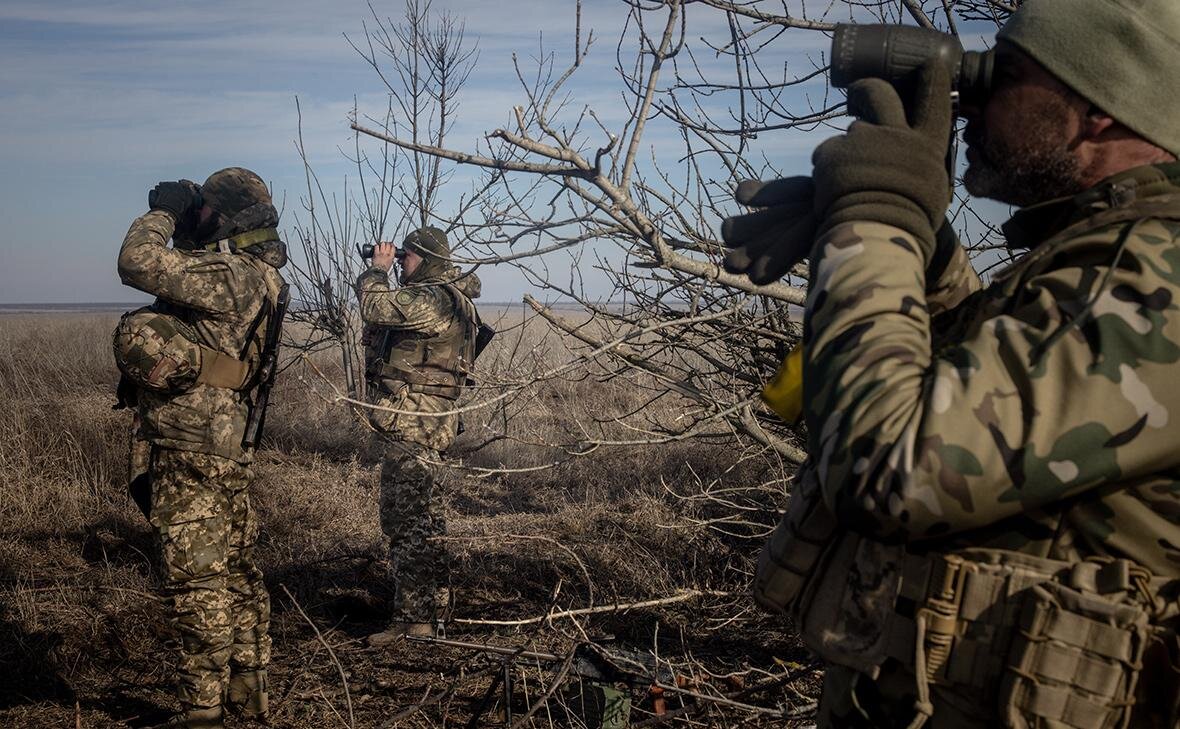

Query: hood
left=414, top=266, right=481, bottom=298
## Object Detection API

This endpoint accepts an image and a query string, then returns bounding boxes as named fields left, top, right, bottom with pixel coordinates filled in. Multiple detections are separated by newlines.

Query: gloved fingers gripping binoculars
left=359, top=243, right=406, bottom=262
left=149, top=179, right=211, bottom=245
left=722, top=23, right=991, bottom=285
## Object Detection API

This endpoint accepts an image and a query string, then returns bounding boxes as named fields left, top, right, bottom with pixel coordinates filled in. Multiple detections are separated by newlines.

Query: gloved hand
left=148, top=180, right=203, bottom=221
left=811, top=62, right=953, bottom=259
left=721, top=176, right=816, bottom=285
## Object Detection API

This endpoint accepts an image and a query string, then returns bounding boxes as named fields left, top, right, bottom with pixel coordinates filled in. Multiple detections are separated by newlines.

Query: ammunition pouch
left=1000, top=570, right=1153, bottom=729
left=783, top=527, right=1176, bottom=727
left=756, top=471, right=1178, bottom=725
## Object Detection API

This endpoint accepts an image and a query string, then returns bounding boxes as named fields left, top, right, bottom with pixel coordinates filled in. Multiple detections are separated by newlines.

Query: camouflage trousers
left=149, top=447, right=271, bottom=710
left=378, top=438, right=447, bottom=623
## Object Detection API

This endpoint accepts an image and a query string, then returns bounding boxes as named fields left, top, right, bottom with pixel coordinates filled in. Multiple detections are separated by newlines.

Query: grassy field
left=0, top=312, right=817, bottom=728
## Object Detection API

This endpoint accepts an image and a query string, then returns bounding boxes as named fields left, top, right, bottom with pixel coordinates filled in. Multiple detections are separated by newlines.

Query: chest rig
left=369, top=283, right=478, bottom=400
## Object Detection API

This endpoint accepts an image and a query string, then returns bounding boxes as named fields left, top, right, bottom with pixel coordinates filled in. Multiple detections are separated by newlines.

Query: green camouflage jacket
left=803, top=162, right=1180, bottom=577
left=357, top=265, right=481, bottom=451
left=117, top=209, right=285, bottom=463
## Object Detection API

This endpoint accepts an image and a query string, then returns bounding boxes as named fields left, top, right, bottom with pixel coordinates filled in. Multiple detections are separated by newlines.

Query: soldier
left=357, top=227, right=482, bottom=645
left=729, top=1, right=1180, bottom=726
left=113, top=168, right=288, bottom=729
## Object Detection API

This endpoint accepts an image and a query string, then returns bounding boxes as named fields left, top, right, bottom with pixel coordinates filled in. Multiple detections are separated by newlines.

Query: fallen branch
left=452, top=589, right=730, bottom=627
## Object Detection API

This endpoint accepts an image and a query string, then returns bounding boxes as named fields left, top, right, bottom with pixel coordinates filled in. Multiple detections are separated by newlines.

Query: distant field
left=0, top=313, right=815, bottom=728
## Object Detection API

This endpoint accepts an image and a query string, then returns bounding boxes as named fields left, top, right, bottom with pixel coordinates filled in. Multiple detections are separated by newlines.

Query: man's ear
left=1081, top=105, right=1117, bottom=141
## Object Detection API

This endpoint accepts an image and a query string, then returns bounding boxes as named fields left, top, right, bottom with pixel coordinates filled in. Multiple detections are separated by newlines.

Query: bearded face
left=962, top=93, right=1087, bottom=207
left=961, top=45, right=1089, bottom=208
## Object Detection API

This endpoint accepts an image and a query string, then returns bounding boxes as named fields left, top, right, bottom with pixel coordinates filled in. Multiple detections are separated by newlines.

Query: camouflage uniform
left=358, top=229, right=481, bottom=626
left=759, top=165, right=1180, bottom=727
left=116, top=169, right=285, bottom=722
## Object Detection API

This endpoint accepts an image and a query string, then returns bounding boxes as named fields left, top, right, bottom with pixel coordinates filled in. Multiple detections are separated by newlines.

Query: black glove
left=148, top=180, right=203, bottom=221
left=811, top=62, right=953, bottom=259
left=721, top=176, right=816, bottom=285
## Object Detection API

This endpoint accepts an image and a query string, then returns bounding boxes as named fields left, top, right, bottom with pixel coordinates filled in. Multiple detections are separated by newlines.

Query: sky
left=0, top=0, right=1005, bottom=304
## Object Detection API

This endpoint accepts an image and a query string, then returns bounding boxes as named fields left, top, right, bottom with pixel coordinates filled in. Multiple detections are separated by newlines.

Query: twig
left=280, top=584, right=355, bottom=728
left=452, top=589, right=729, bottom=627
left=509, top=648, right=577, bottom=729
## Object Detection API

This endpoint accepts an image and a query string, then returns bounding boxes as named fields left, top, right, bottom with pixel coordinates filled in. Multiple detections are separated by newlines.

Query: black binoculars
left=359, top=244, right=407, bottom=261
left=830, top=23, right=994, bottom=108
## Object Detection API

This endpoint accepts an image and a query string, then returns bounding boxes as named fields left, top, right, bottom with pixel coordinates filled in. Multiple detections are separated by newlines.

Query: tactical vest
left=755, top=189, right=1180, bottom=728
left=369, top=283, right=478, bottom=400
left=756, top=470, right=1178, bottom=729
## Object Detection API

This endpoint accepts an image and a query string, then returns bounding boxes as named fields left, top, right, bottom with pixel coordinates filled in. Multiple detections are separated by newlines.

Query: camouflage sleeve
left=926, top=239, right=982, bottom=316
left=356, top=267, right=452, bottom=335
left=803, top=218, right=1180, bottom=542
left=116, top=210, right=256, bottom=315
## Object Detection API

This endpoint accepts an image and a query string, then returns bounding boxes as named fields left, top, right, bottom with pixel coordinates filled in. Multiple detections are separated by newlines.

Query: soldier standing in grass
left=113, top=168, right=288, bottom=729
left=729, top=0, right=1180, bottom=725
left=357, top=227, right=482, bottom=644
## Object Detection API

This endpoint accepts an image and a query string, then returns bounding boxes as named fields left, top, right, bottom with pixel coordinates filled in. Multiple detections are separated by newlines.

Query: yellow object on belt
left=761, top=344, right=804, bottom=424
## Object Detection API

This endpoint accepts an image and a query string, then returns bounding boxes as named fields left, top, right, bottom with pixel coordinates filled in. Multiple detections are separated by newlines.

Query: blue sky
left=0, top=0, right=841, bottom=303
left=0, top=1, right=1004, bottom=304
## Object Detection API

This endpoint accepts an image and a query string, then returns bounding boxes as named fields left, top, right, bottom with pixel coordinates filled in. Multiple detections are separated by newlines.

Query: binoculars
left=359, top=243, right=407, bottom=261
left=830, top=23, right=994, bottom=107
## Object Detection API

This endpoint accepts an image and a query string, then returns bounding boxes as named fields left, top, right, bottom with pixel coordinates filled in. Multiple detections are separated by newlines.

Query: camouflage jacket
left=357, top=265, right=481, bottom=451
left=803, top=162, right=1180, bottom=577
left=117, top=209, right=286, bottom=463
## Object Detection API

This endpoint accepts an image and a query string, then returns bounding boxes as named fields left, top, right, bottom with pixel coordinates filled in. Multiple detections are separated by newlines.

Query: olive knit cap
left=402, top=226, right=450, bottom=259
left=997, top=0, right=1180, bottom=156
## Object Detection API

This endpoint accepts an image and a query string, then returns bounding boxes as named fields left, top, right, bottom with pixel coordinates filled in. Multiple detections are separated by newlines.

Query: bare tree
left=342, top=0, right=1020, bottom=460
left=272, top=3, right=1026, bottom=724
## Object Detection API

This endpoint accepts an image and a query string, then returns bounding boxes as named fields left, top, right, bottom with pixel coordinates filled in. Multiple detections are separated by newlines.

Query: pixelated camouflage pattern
left=358, top=265, right=479, bottom=338
left=200, top=167, right=272, bottom=219
left=377, top=438, right=447, bottom=622
left=359, top=265, right=481, bottom=400
left=359, top=264, right=481, bottom=623
left=804, top=162, right=1180, bottom=571
left=150, top=448, right=271, bottom=711
left=117, top=209, right=285, bottom=463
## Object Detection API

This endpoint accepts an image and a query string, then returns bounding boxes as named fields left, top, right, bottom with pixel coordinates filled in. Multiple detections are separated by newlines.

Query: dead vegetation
left=0, top=312, right=816, bottom=728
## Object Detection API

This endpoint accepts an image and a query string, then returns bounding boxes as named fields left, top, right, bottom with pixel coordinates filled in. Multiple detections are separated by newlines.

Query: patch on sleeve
left=396, top=290, right=415, bottom=306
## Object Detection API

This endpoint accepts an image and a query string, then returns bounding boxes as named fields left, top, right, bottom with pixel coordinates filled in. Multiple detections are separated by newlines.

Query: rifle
left=242, top=283, right=290, bottom=450
left=407, top=635, right=647, bottom=729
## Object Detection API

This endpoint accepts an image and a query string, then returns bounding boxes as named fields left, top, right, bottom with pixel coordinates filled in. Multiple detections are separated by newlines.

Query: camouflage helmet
left=401, top=226, right=450, bottom=260
left=200, top=167, right=272, bottom=218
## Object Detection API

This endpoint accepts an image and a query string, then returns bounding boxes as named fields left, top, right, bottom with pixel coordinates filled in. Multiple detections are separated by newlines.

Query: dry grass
left=0, top=313, right=816, bottom=728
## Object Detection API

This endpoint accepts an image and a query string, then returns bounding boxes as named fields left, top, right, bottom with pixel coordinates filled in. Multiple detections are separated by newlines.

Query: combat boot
left=226, top=669, right=268, bottom=721
left=149, top=706, right=224, bottom=729
left=367, top=620, right=435, bottom=647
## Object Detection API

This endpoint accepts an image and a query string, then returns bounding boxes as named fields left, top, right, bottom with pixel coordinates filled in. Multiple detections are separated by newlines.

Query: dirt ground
left=0, top=313, right=818, bottom=728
